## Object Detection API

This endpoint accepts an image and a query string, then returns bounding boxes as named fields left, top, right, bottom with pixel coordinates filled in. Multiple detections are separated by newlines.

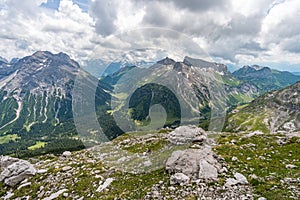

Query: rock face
left=0, top=156, right=36, bottom=186
left=166, top=147, right=221, bottom=181
left=168, top=125, right=207, bottom=145
left=170, top=173, right=190, bottom=185
left=166, top=126, right=222, bottom=182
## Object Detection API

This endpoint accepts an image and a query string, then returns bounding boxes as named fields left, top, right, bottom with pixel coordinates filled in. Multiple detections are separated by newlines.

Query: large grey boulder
left=168, top=125, right=207, bottom=145
left=166, top=147, right=221, bottom=181
left=0, top=156, right=36, bottom=186
left=199, top=159, right=218, bottom=180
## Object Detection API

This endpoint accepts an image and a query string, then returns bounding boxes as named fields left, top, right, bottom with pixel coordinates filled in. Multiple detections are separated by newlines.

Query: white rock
left=234, top=172, right=248, bottom=185
left=225, top=178, right=239, bottom=187
left=3, top=191, right=14, bottom=200
left=96, top=178, right=114, bottom=192
left=144, top=160, right=152, bottom=167
left=62, top=166, right=72, bottom=172
left=168, top=125, right=207, bottom=145
left=198, top=159, right=218, bottom=180
left=170, top=173, right=190, bottom=185
left=231, top=157, right=238, bottom=161
left=17, top=182, right=31, bottom=190
left=62, top=151, right=72, bottom=157
left=43, top=189, right=68, bottom=200
left=258, top=197, right=267, bottom=200
left=245, top=131, right=264, bottom=138
left=37, top=169, right=48, bottom=174
left=285, top=164, right=297, bottom=169
left=0, top=157, right=36, bottom=187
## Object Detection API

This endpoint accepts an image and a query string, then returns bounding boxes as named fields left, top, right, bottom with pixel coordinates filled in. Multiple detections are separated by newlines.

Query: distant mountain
left=233, top=65, right=300, bottom=93
left=0, top=56, right=8, bottom=63
left=226, top=63, right=240, bottom=73
left=104, top=56, right=258, bottom=131
left=3, top=53, right=286, bottom=157
left=0, top=51, right=122, bottom=157
left=226, top=81, right=300, bottom=134
left=102, top=60, right=154, bottom=76
left=292, top=72, right=300, bottom=76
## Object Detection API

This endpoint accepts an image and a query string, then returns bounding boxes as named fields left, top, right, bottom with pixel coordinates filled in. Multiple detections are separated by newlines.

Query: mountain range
left=226, top=81, right=300, bottom=134
left=233, top=65, right=300, bottom=93
left=0, top=51, right=299, bottom=157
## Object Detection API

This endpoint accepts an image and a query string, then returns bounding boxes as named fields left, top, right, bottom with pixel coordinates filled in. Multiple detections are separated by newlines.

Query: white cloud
left=0, top=0, right=299, bottom=71
left=0, top=0, right=95, bottom=61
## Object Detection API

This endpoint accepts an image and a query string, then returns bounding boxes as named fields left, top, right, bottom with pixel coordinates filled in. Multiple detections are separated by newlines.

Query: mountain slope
left=233, top=65, right=300, bottom=93
left=0, top=51, right=121, bottom=157
left=105, top=56, right=258, bottom=132
left=226, top=81, right=300, bottom=133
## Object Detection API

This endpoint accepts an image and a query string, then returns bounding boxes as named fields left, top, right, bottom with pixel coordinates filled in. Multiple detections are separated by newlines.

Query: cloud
left=90, top=0, right=118, bottom=36
left=0, top=0, right=95, bottom=61
left=0, top=0, right=300, bottom=71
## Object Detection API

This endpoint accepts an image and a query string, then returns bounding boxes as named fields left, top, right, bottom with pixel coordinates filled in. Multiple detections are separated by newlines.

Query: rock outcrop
left=166, top=126, right=222, bottom=182
left=0, top=156, right=36, bottom=186
left=167, top=125, right=208, bottom=145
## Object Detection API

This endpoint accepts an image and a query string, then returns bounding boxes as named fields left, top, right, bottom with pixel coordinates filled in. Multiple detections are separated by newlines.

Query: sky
left=0, top=0, right=300, bottom=71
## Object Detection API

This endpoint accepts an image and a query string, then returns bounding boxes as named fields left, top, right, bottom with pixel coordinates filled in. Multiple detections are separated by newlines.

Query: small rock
left=62, top=166, right=72, bottom=172
left=232, top=157, right=238, bottom=161
left=3, top=191, right=14, bottom=200
left=286, top=164, right=297, bottom=169
left=258, top=197, right=267, bottom=200
left=250, top=174, right=258, bottom=180
left=96, top=178, right=114, bottom=192
left=17, top=182, right=31, bottom=190
left=234, top=173, right=248, bottom=185
left=62, top=151, right=72, bottom=157
left=170, top=173, right=190, bottom=185
left=144, top=160, right=152, bottom=167
left=43, top=189, right=68, bottom=200
left=225, top=178, right=239, bottom=187
left=37, top=169, right=48, bottom=174
left=168, top=186, right=176, bottom=191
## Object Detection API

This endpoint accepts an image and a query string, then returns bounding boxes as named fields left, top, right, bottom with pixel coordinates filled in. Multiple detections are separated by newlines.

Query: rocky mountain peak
left=183, top=56, right=229, bottom=74
left=239, top=65, right=271, bottom=74
left=157, top=57, right=176, bottom=65
left=0, top=56, right=8, bottom=64
left=0, top=51, right=80, bottom=96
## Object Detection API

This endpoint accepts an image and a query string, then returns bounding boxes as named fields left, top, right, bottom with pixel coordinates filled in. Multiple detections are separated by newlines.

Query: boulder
left=170, top=173, right=190, bottom=185
left=166, top=147, right=221, bottom=180
left=168, top=125, right=207, bottom=145
left=198, top=159, right=218, bottom=180
left=0, top=156, right=19, bottom=168
left=0, top=156, right=36, bottom=187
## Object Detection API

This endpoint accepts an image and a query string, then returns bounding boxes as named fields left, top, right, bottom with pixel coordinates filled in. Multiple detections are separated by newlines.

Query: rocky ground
left=0, top=126, right=299, bottom=199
